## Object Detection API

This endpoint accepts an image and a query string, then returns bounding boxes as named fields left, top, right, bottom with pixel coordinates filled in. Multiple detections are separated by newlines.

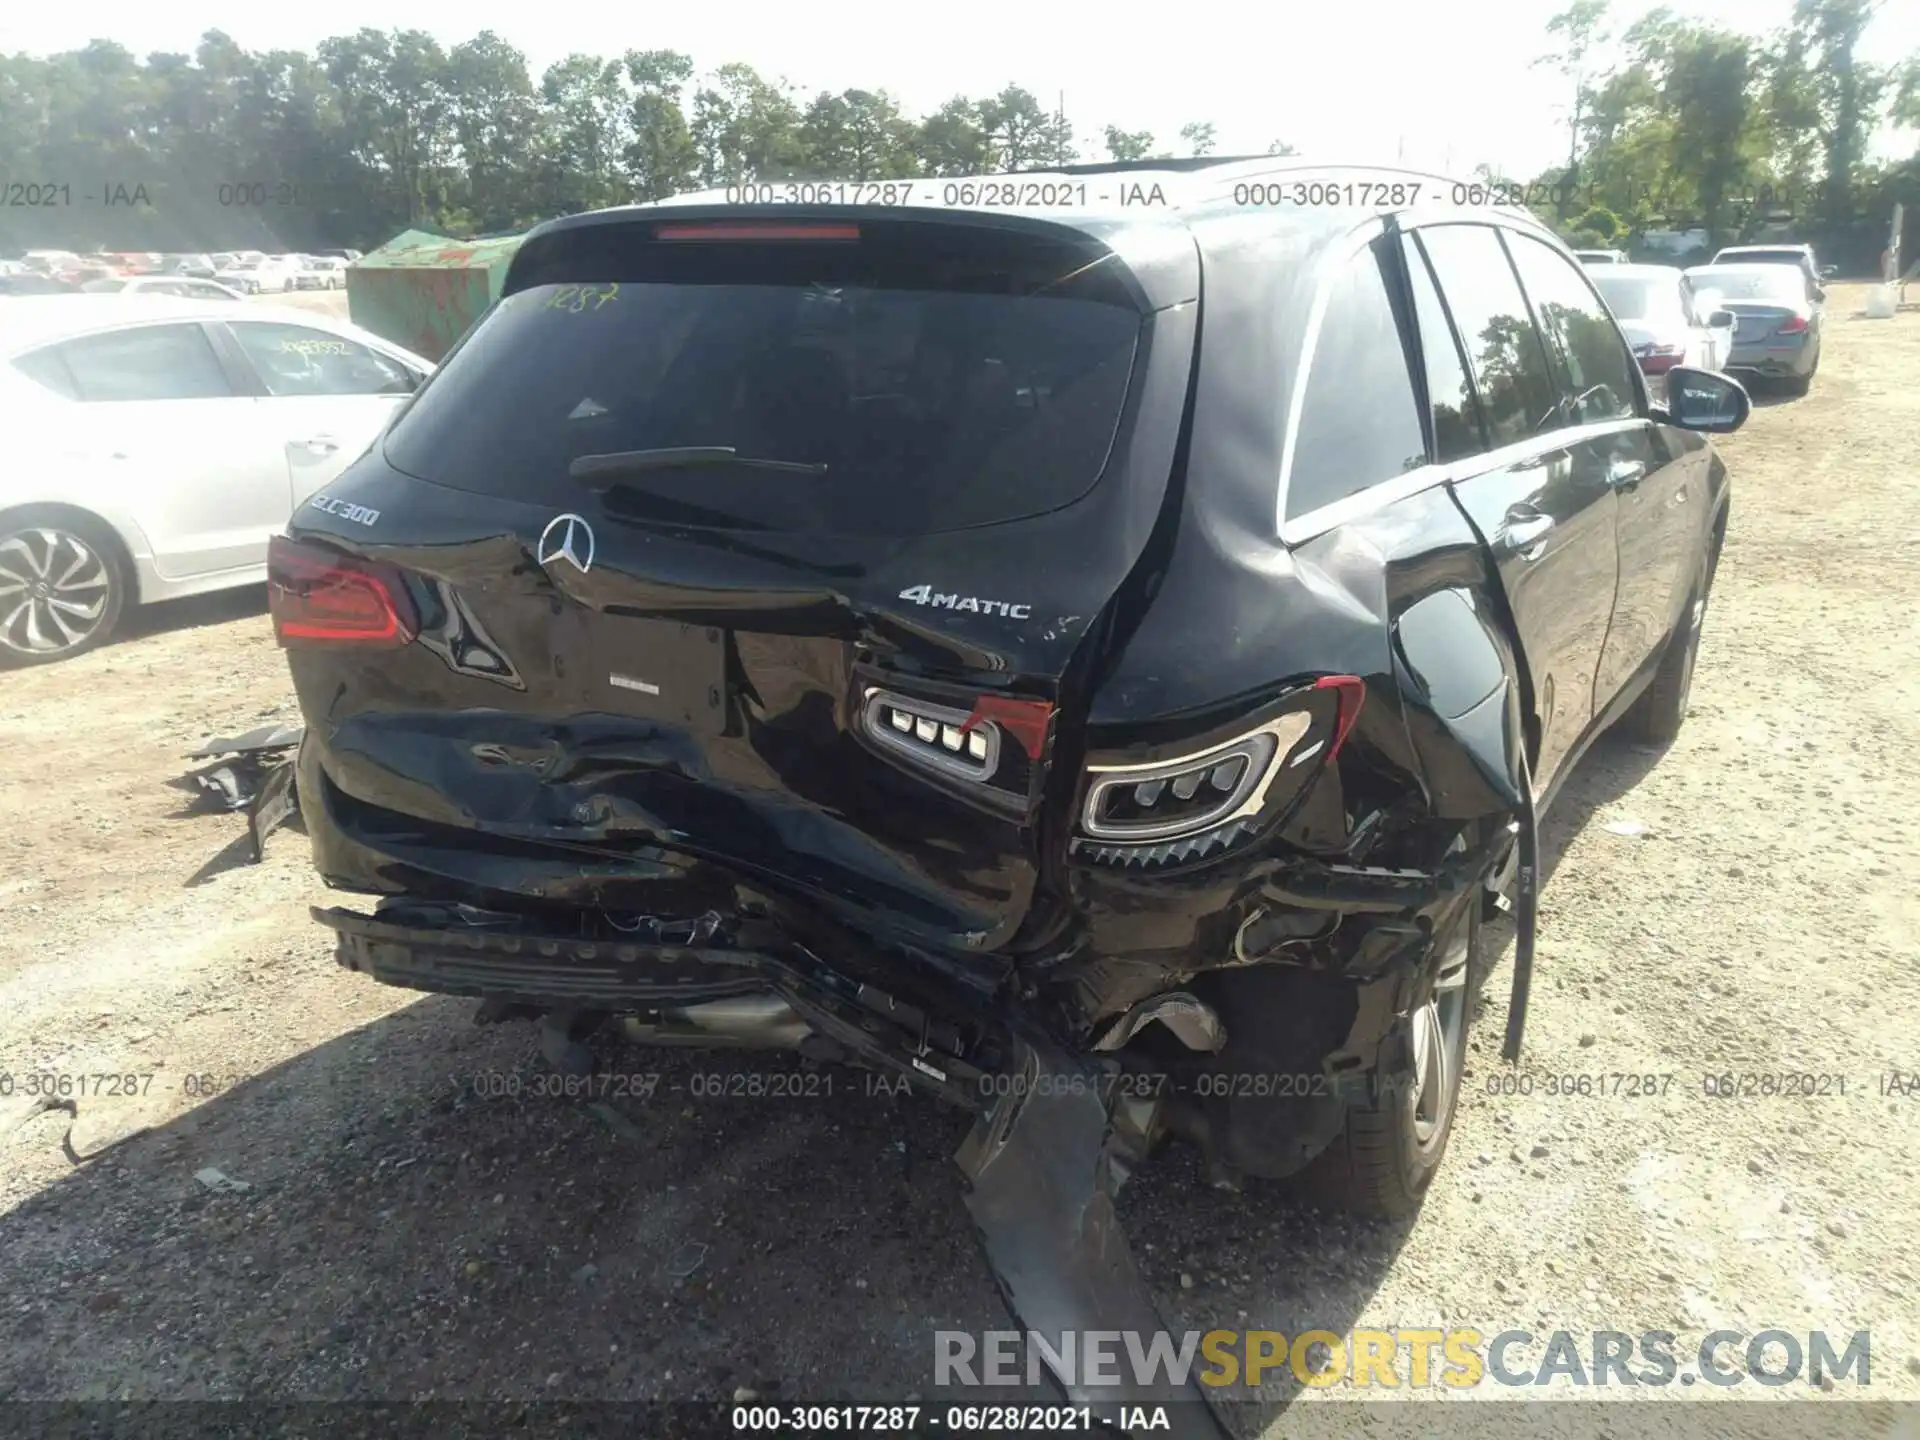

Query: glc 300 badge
left=897, top=584, right=1031, bottom=619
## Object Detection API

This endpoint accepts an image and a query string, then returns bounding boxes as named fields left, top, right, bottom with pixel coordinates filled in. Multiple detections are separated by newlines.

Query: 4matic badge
left=897, top=585, right=1031, bottom=620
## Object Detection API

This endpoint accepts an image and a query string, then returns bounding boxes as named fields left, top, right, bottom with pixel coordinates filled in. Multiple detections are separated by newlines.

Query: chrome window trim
left=1279, top=416, right=1650, bottom=548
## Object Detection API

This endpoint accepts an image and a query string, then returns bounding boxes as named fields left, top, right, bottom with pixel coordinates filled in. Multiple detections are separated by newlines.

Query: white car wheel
left=0, top=518, right=127, bottom=666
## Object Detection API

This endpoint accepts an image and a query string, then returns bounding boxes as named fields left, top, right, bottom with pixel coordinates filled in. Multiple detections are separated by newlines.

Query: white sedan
left=0, top=295, right=433, bottom=665
left=79, top=275, right=248, bottom=301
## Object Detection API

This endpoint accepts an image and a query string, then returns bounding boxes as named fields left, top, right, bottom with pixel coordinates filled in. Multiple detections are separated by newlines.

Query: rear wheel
left=1297, top=900, right=1480, bottom=1218
left=1620, top=581, right=1706, bottom=745
left=0, top=512, right=128, bottom=667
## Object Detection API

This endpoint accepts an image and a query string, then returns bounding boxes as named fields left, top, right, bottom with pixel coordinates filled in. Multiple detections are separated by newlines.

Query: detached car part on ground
left=171, top=724, right=304, bottom=864
left=268, top=162, right=1745, bottom=1433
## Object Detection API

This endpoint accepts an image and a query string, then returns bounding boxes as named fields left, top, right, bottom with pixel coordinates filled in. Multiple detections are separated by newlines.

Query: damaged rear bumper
left=315, top=903, right=1231, bottom=1435
left=315, top=904, right=999, bottom=1109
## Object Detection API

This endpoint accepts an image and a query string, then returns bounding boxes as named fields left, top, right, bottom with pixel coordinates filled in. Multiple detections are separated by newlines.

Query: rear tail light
left=962, top=694, right=1054, bottom=762
left=1634, top=341, right=1683, bottom=375
left=863, top=691, right=1001, bottom=781
left=268, top=535, right=417, bottom=648
left=857, top=685, right=1053, bottom=812
left=1077, top=677, right=1364, bottom=866
left=1313, top=674, right=1366, bottom=757
left=1774, top=315, right=1808, bottom=334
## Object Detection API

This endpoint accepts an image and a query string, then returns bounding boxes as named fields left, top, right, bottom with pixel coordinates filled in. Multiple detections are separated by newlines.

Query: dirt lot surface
left=2, top=286, right=1916, bottom=1432
left=251, top=290, right=350, bottom=320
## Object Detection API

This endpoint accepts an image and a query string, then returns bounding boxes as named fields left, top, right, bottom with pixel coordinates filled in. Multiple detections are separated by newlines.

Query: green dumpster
left=345, top=228, right=525, bottom=362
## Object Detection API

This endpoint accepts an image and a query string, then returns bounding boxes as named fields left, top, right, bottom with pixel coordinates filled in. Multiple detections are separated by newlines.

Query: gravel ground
left=1, top=286, right=1915, bottom=1433
left=248, top=289, right=350, bottom=319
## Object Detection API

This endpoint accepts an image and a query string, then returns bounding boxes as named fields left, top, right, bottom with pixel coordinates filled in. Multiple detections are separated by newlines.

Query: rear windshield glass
left=1589, top=275, right=1678, bottom=321
left=1719, top=250, right=1803, bottom=266
left=1687, top=267, right=1803, bottom=302
left=381, top=230, right=1144, bottom=536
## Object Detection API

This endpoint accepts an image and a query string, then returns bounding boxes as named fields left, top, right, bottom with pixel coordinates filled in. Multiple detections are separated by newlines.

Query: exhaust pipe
left=619, top=994, right=812, bottom=1050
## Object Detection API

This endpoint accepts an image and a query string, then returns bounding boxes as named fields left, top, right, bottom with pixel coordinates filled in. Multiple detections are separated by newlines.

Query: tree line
left=0, top=0, right=1914, bottom=263
left=1534, top=0, right=1918, bottom=265
left=0, top=31, right=1257, bottom=254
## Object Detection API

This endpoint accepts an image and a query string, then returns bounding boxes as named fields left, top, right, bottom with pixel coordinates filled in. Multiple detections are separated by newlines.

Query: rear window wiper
left=569, top=446, right=829, bottom=484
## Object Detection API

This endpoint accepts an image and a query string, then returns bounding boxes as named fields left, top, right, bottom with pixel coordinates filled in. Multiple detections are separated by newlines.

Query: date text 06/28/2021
left=730, top=1404, right=1151, bottom=1433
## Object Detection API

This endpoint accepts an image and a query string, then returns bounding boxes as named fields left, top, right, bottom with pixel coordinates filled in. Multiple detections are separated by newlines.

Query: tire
left=1619, top=579, right=1707, bottom=745
left=0, top=510, right=130, bottom=667
left=1296, top=899, right=1481, bottom=1218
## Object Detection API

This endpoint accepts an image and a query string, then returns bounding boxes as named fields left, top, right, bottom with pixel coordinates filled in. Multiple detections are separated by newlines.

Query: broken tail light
left=1076, top=677, right=1364, bottom=867
left=268, top=535, right=417, bottom=648
left=863, top=690, right=1002, bottom=781
left=857, top=686, right=1052, bottom=812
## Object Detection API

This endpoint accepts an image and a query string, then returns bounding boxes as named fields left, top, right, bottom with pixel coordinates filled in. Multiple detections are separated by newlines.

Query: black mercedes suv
left=270, top=159, right=1745, bottom=1417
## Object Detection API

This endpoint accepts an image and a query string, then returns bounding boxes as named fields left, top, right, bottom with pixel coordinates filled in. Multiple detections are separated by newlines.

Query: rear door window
left=380, top=227, right=1144, bottom=537
left=37, top=324, right=233, bottom=401
left=1401, top=234, right=1485, bottom=464
left=1503, top=232, right=1639, bottom=427
left=1413, top=224, right=1559, bottom=447
left=1282, top=238, right=1428, bottom=521
left=13, top=347, right=81, bottom=400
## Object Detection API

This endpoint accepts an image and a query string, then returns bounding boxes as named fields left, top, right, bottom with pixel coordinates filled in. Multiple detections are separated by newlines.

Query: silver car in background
left=1683, top=262, right=1825, bottom=396
left=1588, top=263, right=1734, bottom=401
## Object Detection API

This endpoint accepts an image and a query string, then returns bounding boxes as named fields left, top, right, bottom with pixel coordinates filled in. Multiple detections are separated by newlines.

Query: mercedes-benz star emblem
left=537, top=513, right=595, bottom=574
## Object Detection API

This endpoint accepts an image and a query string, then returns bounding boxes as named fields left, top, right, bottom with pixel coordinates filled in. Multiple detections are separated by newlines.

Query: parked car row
left=1577, top=240, right=1832, bottom=397
left=2, top=248, right=363, bottom=298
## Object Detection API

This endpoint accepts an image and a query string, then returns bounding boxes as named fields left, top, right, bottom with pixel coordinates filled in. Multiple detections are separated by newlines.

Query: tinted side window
left=1401, top=235, right=1485, bottom=464
left=52, top=324, right=233, bottom=401
left=1504, top=232, right=1639, bottom=427
left=1284, top=240, right=1427, bottom=521
left=230, top=322, right=414, bottom=397
left=13, top=347, right=81, bottom=400
left=1414, top=225, right=1557, bottom=448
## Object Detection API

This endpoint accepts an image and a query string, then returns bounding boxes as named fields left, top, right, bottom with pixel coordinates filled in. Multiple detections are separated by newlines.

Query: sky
left=2, top=0, right=1916, bottom=179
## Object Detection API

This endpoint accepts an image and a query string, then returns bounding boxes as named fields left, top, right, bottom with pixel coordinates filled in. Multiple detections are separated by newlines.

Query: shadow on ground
left=118, top=585, right=270, bottom=646
left=0, top=728, right=1669, bottom=1430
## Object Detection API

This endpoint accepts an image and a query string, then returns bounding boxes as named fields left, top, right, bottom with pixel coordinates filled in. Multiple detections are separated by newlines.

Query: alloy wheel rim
left=0, top=528, right=112, bottom=656
left=1409, top=926, right=1471, bottom=1155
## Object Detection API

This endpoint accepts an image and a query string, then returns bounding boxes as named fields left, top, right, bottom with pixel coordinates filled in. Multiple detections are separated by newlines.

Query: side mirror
left=1706, top=309, right=1736, bottom=328
left=1819, top=264, right=1838, bottom=280
left=1661, top=367, right=1749, bottom=434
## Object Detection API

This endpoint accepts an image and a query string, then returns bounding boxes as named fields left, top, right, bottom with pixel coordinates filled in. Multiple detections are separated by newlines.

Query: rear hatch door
left=283, top=209, right=1198, bottom=950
